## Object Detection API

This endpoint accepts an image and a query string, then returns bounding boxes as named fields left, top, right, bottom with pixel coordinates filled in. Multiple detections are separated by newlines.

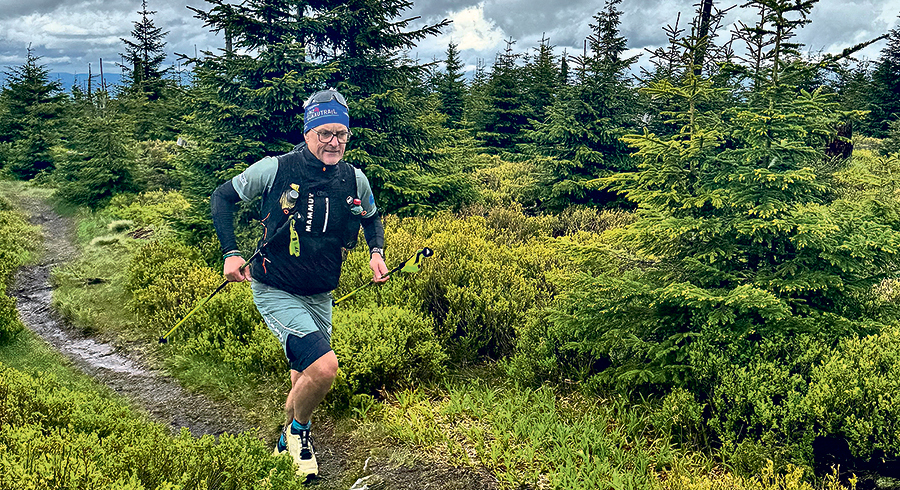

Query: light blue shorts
left=251, top=280, right=333, bottom=355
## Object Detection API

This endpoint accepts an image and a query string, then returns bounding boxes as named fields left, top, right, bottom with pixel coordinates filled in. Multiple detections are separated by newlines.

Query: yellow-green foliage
left=803, top=325, right=900, bottom=459
left=0, top=195, right=38, bottom=275
left=664, top=461, right=850, bottom=490
left=336, top=210, right=579, bottom=362
left=133, top=140, right=181, bottom=191
left=332, top=305, right=447, bottom=395
left=108, top=190, right=192, bottom=228
left=474, top=158, right=539, bottom=207
left=0, top=195, right=40, bottom=343
left=122, top=203, right=612, bottom=395
left=833, top=150, right=900, bottom=202
left=0, top=363, right=303, bottom=489
left=127, top=238, right=284, bottom=375
left=126, top=237, right=449, bottom=395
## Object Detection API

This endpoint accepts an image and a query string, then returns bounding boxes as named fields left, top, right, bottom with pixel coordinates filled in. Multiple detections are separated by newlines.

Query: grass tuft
left=107, top=219, right=134, bottom=233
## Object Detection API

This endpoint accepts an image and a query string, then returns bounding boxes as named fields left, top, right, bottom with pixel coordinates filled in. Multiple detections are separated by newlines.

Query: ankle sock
left=276, top=432, right=287, bottom=451
left=290, top=419, right=311, bottom=435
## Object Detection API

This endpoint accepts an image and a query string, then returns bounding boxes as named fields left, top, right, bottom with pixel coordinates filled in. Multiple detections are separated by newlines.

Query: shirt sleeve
left=232, top=156, right=279, bottom=202
left=354, top=168, right=378, bottom=217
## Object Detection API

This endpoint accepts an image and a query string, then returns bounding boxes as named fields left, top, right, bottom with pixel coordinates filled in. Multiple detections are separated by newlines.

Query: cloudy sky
left=0, top=0, right=898, bottom=79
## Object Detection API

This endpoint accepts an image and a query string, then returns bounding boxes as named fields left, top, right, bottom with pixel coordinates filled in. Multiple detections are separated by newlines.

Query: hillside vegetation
left=2, top=0, right=900, bottom=487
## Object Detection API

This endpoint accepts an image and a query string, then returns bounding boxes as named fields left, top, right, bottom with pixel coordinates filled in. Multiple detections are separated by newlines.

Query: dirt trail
left=7, top=191, right=499, bottom=489
left=9, top=193, right=253, bottom=437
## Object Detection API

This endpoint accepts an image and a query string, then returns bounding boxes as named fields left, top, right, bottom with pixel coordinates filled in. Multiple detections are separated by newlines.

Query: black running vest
left=251, top=146, right=361, bottom=296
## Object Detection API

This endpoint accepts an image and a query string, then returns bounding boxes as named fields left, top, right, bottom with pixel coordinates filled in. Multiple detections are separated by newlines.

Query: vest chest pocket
left=297, top=190, right=352, bottom=237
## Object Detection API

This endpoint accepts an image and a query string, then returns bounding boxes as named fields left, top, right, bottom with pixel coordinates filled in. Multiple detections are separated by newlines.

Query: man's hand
left=224, top=255, right=251, bottom=282
left=370, top=253, right=389, bottom=283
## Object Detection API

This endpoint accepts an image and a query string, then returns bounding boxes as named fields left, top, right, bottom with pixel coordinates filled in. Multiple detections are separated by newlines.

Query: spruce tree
left=478, top=39, right=531, bottom=153
left=464, top=58, right=490, bottom=126
left=524, top=36, right=559, bottom=122
left=870, top=19, right=900, bottom=137
left=56, top=97, right=137, bottom=209
left=559, top=49, right=570, bottom=86
left=119, top=0, right=170, bottom=99
left=532, top=62, right=900, bottom=389
left=0, top=47, right=66, bottom=180
left=178, top=0, right=328, bottom=234
left=730, top=0, right=818, bottom=99
left=117, top=0, right=184, bottom=142
left=294, top=1, right=451, bottom=213
left=520, top=9, right=900, bottom=462
left=436, top=42, right=466, bottom=126
left=182, top=0, right=459, bottom=218
left=523, top=0, right=638, bottom=211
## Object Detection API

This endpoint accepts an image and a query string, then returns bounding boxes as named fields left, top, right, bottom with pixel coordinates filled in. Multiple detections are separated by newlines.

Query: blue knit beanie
left=303, top=90, right=350, bottom=133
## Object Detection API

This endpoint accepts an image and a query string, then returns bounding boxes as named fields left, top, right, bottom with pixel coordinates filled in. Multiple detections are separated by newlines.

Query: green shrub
left=132, top=140, right=181, bottom=191
left=696, top=332, right=832, bottom=468
left=880, top=119, right=900, bottom=156
left=0, top=205, right=40, bottom=344
left=549, top=207, right=637, bottom=237
left=107, top=190, right=192, bottom=228
left=359, top=212, right=568, bottom=361
left=0, top=195, right=13, bottom=212
left=0, top=294, right=22, bottom=344
left=474, top=158, right=539, bottom=207
left=333, top=209, right=615, bottom=364
left=332, top=305, right=447, bottom=395
left=0, top=209, right=39, bottom=277
left=0, top=363, right=303, bottom=489
left=803, top=325, right=900, bottom=460
left=649, top=387, right=706, bottom=449
left=126, top=237, right=284, bottom=374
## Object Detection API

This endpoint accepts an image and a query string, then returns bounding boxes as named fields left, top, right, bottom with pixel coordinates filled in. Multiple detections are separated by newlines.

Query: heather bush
left=0, top=197, right=39, bottom=343
left=332, top=305, right=447, bottom=394
left=803, top=325, right=900, bottom=459
left=335, top=211, right=579, bottom=362
left=0, top=363, right=304, bottom=489
left=107, top=190, right=191, bottom=228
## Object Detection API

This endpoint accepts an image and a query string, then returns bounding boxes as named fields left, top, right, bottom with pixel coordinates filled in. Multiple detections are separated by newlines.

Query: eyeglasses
left=309, top=128, right=352, bottom=144
left=303, top=89, right=348, bottom=109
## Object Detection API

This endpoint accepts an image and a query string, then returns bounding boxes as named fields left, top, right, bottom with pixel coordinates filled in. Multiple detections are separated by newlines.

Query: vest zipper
left=323, top=197, right=330, bottom=233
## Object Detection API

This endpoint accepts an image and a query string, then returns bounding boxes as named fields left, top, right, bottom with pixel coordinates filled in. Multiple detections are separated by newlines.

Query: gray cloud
left=405, top=0, right=481, bottom=20
left=0, top=0, right=220, bottom=72
left=1, top=0, right=897, bottom=76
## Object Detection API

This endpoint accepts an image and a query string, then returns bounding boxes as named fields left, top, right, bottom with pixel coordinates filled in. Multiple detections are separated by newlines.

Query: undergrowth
left=28, top=187, right=869, bottom=489
left=359, top=375, right=851, bottom=490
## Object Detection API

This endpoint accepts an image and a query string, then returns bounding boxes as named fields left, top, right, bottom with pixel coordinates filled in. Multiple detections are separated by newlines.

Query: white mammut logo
left=305, top=193, right=314, bottom=232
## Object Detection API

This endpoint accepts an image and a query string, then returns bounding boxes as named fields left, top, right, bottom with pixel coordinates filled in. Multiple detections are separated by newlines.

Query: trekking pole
left=333, top=247, right=433, bottom=306
left=158, top=250, right=260, bottom=344
left=158, top=211, right=297, bottom=344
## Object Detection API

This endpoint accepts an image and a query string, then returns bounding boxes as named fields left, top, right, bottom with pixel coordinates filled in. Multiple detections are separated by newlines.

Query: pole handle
left=332, top=247, right=433, bottom=306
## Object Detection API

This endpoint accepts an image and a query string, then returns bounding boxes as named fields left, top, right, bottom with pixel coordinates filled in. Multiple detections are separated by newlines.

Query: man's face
left=304, top=123, right=348, bottom=165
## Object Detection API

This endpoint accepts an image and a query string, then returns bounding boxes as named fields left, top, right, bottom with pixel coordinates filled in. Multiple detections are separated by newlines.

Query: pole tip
left=158, top=337, right=168, bottom=344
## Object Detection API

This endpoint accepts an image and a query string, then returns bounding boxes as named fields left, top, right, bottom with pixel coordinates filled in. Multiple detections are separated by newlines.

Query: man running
left=210, top=88, right=388, bottom=478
